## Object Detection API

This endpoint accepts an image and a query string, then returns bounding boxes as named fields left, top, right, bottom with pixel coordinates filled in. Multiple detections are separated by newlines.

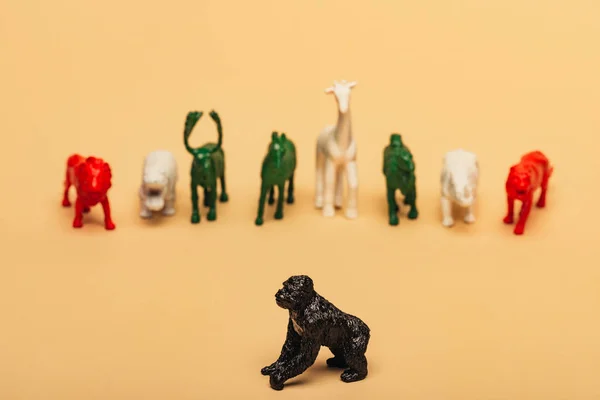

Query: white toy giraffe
left=315, top=80, right=358, bottom=219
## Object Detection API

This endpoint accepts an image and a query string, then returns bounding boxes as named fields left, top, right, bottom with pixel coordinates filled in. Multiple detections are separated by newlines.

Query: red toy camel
left=61, top=154, right=116, bottom=230
left=503, top=151, right=553, bottom=235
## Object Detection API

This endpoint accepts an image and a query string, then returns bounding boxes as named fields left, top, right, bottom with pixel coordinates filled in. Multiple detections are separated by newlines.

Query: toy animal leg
left=405, top=189, right=418, bottom=219
left=441, top=195, right=454, bottom=227
left=72, top=198, right=85, bottom=228
left=269, top=340, right=320, bottom=391
left=327, top=347, right=348, bottom=369
left=334, top=168, right=344, bottom=209
left=190, top=183, right=200, bottom=224
left=503, top=196, right=515, bottom=224
left=387, top=187, right=399, bottom=226
left=537, top=173, right=549, bottom=208
left=464, top=204, right=476, bottom=224
left=261, top=320, right=303, bottom=376
left=140, top=198, right=152, bottom=219
left=162, top=197, right=175, bottom=216
left=315, top=150, right=326, bottom=209
left=207, top=189, right=217, bottom=221
left=341, top=353, right=368, bottom=383
left=219, top=174, right=229, bottom=202
left=203, top=188, right=210, bottom=207
left=286, top=173, right=295, bottom=204
left=322, top=159, right=336, bottom=217
left=345, top=161, right=358, bottom=219
left=514, top=198, right=532, bottom=235
left=255, top=183, right=269, bottom=226
left=274, top=183, right=285, bottom=220
left=62, top=171, right=72, bottom=207
left=101, top=198, right=116, bottom=230
left=268, top=187, right=275, bottom=205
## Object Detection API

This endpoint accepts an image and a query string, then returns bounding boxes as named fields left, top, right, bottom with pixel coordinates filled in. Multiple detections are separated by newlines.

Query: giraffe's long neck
left=334, top=109, right=352, bottom=151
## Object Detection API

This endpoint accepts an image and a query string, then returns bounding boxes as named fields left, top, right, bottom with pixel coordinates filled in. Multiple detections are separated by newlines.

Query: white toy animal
left=315, top=80, right=358, bottom=219
left=440, top=149, right=479, bottom=227
left=139, top=150, right=178, bottom=219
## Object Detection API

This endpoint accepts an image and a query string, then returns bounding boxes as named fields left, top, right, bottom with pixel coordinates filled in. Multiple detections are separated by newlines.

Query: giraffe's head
left=325, top=80, right=357, bottom=114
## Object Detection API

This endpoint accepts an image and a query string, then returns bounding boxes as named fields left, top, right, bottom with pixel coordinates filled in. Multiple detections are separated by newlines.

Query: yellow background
left=1, top=1, right=599, bottom=399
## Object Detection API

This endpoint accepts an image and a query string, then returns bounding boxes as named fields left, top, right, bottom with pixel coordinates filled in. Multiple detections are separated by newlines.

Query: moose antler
left=209, top=110, right=223, bottom=151
left=183, top=111, right=203, bottom=155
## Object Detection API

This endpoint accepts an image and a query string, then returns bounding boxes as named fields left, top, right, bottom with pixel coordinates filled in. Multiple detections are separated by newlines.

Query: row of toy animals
left=61, top=80, right=553, bottom=235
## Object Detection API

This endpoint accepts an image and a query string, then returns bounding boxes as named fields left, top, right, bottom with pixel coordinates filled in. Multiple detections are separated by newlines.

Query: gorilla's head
left=275, top=275, right=315, bottom=311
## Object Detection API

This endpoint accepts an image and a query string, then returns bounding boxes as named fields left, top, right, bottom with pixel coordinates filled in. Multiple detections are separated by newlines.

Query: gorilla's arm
left=269, top=338, right=320, bottom=390
left=261, top=318, right=301, bottom=376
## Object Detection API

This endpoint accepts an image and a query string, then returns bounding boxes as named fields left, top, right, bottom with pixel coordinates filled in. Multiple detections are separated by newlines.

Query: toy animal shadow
left=183, top=110, right=229, bottom=224
left=383, top=133, right=418, bottom=225
left=255, top=132, right=297, bottom=226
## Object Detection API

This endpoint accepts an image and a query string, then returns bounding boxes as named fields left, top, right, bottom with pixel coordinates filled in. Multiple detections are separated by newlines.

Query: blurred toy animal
left=183, top=110, right=229, bottom=224
left=261, top=275, right=370, bottom=390
left=503, top=150, right=553, bottom=235
left=440, top=149, right=479, bottom=227
left=315, top=80, right=359, bottom=219
left=383, top=133, right=418, bottom=225
left=255, top=132, right=297, bottom=226
left=61, top=154, right=115, bottom=230
left=139, top=150, right=178, bottom=219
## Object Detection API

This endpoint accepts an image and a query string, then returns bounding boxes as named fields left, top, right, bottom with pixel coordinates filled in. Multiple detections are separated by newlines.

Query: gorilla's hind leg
left=341, top=353, right=368, bottom=383
left=326, top=347, right=348, bottom=369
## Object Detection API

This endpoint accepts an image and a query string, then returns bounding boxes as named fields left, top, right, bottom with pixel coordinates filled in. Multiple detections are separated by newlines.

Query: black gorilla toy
left=261, top=275, right=371, bottom=390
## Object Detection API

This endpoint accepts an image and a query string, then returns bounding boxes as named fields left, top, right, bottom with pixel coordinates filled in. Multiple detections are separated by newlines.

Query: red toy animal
left=61, top=154, right=116, bottom=230
left=503, top=151, right=553, bottom=235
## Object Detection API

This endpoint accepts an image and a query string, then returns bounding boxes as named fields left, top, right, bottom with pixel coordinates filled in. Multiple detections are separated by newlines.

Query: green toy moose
left=255, top=131, right=297, bottom=226
left=383, top=133, right=418, bottom=226
left=183, top=110, right=229, bottom=224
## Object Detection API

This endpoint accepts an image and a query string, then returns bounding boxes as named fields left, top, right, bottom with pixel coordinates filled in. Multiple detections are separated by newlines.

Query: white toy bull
left=440, top=149, right=479, bottom=227
left=139, top=150, right=178, bottom=219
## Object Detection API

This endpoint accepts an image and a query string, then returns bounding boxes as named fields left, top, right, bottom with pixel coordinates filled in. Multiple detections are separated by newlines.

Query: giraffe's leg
left=335, top=167, right=344, bottom=209
left=323, top=159, right=336, bottom=217
left=315, top=150, right=326, bottom=209
left=345, top=161, right=358, bottom=219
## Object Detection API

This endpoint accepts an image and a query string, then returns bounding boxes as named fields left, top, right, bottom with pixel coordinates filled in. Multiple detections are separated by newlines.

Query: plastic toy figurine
left=383, top=133, right=418, bottom=225
left=61, top=154, right=115, bottom=230
left=139, top=150, right=178, bottom=219
left=183, top=110, right=229, bottom=223
left=315, top=80, right=358, bottom=219
left=440, top=149, right=479, bottom=227
left=261, top=275, right=370, bottom=391
left=503, top=150, right=553, bottom=235
left=255, top=132, right=297, bottom=226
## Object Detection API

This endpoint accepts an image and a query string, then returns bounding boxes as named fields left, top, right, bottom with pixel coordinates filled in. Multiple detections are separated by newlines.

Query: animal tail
left=209, top=110, right=223, bottom=150
left=183, top=111, right=203, bottom=154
